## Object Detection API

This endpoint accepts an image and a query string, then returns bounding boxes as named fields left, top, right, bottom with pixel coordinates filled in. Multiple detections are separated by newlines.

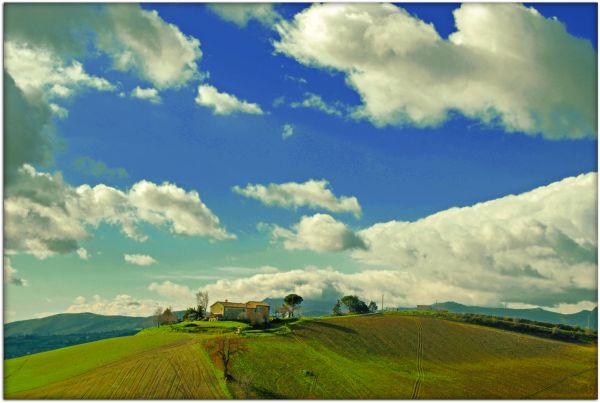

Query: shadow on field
left=298, top=321, right=357, bottom=334
left=253, top=386, right=289, bottom=399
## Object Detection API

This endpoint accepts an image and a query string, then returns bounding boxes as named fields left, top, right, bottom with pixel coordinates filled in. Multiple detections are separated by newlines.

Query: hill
left=4, top=313, right=154, bottom=336
left=433, top=302, right=598, bottom=330
left=5, top=313, right=596, bottom=399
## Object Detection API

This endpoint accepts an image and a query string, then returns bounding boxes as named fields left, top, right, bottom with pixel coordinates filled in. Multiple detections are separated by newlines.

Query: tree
left=153, top=307, right=163, bottom=327
left=284, top=294, right=304, bottom=318
left=161, top=307, right=178, bottom=325
left=332, top=300, right=342, bottom=316
left=183, top=306, right=204, bottom=321
left=341, top=295, right=370, bottom=314
left=206, top=336, right=248, bottom=379
left=196, top=291, right=209, bottom=318
left=368, top=301, right=378, bottom=313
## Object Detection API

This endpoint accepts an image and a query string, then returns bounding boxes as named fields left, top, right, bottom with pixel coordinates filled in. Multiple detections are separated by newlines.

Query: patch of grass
left=4, top=332, right=193, bottom=396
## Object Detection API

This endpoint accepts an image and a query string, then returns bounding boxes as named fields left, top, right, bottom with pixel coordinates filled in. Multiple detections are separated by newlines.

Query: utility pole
left=381, top=294, right=384, bottom=312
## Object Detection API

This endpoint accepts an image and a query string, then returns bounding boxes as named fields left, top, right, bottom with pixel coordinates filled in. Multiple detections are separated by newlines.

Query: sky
left=3, top=2, right=598, bottom=322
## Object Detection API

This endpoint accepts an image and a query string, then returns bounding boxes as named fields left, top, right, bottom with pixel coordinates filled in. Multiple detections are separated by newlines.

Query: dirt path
left=410, top=319, right=424, bottom=399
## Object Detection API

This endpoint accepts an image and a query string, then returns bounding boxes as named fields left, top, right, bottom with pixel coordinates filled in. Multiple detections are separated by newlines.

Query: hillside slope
left=4, top=314, right=597, bottom=399
left=4, top=313, right=154, bottom=336
left=434, top=302, right=598, bottom=330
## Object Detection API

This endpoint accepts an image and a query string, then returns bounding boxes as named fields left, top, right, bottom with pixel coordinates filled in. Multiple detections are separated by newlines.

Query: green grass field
left=4, top=314, right=597, bottom=399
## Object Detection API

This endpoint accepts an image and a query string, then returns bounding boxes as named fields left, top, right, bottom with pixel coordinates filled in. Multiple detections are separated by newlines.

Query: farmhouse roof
left=211, top=300, right=270, bottom=308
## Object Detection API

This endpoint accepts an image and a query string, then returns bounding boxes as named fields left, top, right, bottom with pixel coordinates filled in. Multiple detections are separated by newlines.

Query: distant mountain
left=431, top=301, right=597, bottom=331
left=4, top=312, right=155, bottom=337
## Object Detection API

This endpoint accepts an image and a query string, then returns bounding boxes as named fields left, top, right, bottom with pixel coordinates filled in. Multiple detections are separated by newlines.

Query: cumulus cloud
left=351, top=172, right=597, bottom=308
left=66, top=294, right=162, bottom=316
left=124, top=253, right=157, bottom=266
left=233, top=179, right=362, bottom=217
left=199, top=266, right=494, bottom=308
left=97, top=5, right=202, bottom=89
left=4, top=41, right=115, bottom=99
left=290, top=93, right=344, bottom=117
left=282, top=123, right=295, bottom=140
left=4, top=164, right=234, bottom=259
left=148, top=281, right=195, bottom=303
left=5, top=4, right=202, bottom=90
left=275, top=3, right=597, bottom=139
left=271, top=214, right=367, bottom=252
left=130, top=86, right=161, bottom=104
left=195, top=84, right=264, bottom=115
left=208, top=4, right=280, bottom=28
left=4, top=257, right=28, bottom=287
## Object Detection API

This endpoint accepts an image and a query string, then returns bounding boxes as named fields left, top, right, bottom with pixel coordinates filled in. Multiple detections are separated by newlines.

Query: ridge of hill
left=4, top=313, right=597, bottom=399
left=433, top=302, right=598, bottom=330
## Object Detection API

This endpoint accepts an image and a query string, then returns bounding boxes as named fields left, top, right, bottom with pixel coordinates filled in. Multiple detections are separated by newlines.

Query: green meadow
left=5, top=313, right=597, bottom=399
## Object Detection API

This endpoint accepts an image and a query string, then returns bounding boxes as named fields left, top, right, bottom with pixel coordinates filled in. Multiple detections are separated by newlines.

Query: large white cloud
left=271, top=214, right=367, bottom=252
left=195, top=84, right=264, bottom=115
left=275, top=3, right=597, bottom=139
left=352, top=172, right=597, bottom=307
left=208, top=4, right=280, bottom=28
left=98, top=5, right=202, bottom=89
left=5, top=4, right=202, bottom=90
left=233, top=179, right=362, bottom=217
left=4, top=165, right=235, bottom=259
left=147, top=280, right=195, bottom=304
left=4, top=41, right=115, bottom=100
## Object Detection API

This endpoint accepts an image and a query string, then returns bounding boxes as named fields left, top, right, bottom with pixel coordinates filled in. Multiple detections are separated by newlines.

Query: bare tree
left=196, top=290, right=209, bottom=318
left=153, top=306, right=163, bottom=327
left=206, top=336, right=248, bottom=380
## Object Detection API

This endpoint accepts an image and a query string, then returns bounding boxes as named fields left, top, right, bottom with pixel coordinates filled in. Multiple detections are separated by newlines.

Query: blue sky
left=4, top=3, right=598, bottom=321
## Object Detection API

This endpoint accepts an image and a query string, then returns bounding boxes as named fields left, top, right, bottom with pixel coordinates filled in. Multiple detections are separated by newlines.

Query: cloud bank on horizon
left=2, top=3, right=597, bottom=320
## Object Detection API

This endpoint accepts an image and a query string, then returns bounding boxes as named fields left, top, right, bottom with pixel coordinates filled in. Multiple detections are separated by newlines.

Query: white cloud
left=195, top=84, right=264, bottom=115
left=66, top=294, right=162, bottom=316
left=543, top=301, right=597, bottom=315
left=124, top=253, right=157, bottom=266
left=199, top=266, right=495, bottom=308
left=282, top=123, right=295, bottom=140
left=77, top=248, right=89, bottom=260
left=98, top=4, right=202, bottom=89
left=275, top=3, right=596, bottom=139
left=290, top=93, right=344, bottom=116
left=271, top=213, right=367, bottom=252
left=5, top=4, right=202, bottom=90
left=208, top=4, right=280, bottom=28
left=351, top=172, right=597, bottom=308
left=233, top=179, right=362, bottom=217
left=49, top=103, right=69, bottom=119
left=4, top=164, right=235, bottom=259
left=130, top=86, right=161, bottom=104
left=4, top=41, right=115, bottom=100
left=506, top=300, right=597, bottom=315
left=148, top=280, right=195, bottom=305
left=4, top=257, right=28, bottom=287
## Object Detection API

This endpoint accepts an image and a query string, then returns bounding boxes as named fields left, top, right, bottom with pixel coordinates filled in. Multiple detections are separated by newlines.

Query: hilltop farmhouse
left=210, top=300, right=270, bottom=321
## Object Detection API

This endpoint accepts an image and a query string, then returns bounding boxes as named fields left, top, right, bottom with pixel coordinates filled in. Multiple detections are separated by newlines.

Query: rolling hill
left=433, top=302, right=598, bottom=330
left=4, top=313, right=597, bottom=399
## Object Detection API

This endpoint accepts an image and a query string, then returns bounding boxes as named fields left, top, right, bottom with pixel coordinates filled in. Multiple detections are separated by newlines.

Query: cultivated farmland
left=4, top=314, right=597, bottom=399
